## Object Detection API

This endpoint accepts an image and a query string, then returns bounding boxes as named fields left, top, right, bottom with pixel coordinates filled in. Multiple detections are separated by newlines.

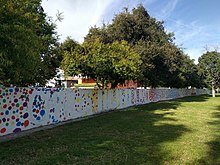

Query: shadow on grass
left=174, top=94, right=210, bottom=103
left=0, top=95, right=209, bottom=164
left=214, top=94, right=220, bottom=98
left=196, top=106, right=220, bottom=164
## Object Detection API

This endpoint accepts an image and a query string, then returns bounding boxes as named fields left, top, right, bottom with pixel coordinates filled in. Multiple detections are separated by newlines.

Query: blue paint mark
left=40, top=110, right=45, bottom=116
left=16, top=121, right=21, bottom=126
left=36, top=116, right=41, bottom=120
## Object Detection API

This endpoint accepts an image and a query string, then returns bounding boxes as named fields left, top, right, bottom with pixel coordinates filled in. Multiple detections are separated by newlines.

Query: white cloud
left=160, top=0, right=180, bottom=19
left=165, top=19, right=220, bottom=62
left=42, top=0, right=114, bottom=43
left=42, top=0, right=159, bottom=43
left=170, top=20, right=206, bottom=44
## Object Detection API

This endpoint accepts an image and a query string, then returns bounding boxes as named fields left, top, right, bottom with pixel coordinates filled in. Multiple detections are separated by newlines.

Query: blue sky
left=42, top=0, right=220, bottom=63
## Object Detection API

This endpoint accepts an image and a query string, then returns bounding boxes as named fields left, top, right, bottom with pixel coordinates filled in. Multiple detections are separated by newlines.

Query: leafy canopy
left=62, top=40, right=142, bottom=88
left=84, top=5, right=200, bottom=88
left=198, top=51, right=220, bottom=88
left=0, top=0, right=60, bottom=86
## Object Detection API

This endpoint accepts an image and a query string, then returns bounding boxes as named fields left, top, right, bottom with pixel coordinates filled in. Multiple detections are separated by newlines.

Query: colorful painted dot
left=3, top=104, right=7, bottom=109
left=40, top=110, right=45, bottom=116
left=16, top=121, right=21, bottom=126
left=23, top=113, right=29, bottom=119
left=15, top=88, right=19, bottom=92
left=23, top=102, right=27, bottom=107
left=5, top=110, right=9, bottom=115
left=13, top=128, right=21, bottom=133
left=0, top=128, right=6, bottom=133
left=24, top=120, right=29, bottom=127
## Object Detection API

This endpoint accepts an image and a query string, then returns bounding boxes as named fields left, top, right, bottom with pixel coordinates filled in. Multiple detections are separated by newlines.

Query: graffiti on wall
left=0, top=87, right=208, bottom=136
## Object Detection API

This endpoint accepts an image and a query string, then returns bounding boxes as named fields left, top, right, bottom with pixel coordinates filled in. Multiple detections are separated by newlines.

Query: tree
left=198, top=51, right=220, bottom=97
left=180, top=55, right=203, bottom=88
left=85, top=5, right=174, bottom=45
left=84, top=5, right=190, bottom=88
left=59, top=37, right=79, bottom=53
left=0, top=0, right=60, bottom=86
left=62, top=40, right=142, bottom=88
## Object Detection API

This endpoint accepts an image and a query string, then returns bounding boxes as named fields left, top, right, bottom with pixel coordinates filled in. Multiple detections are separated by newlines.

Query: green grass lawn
left=0, top=94, right=220, bottom=165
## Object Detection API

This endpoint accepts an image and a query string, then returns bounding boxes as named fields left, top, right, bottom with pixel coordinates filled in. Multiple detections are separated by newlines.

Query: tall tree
left=0, top=0, right=60, bottom=86
left=198, top=51, right=220, bottom=97
left=62, top=40, right=142, bottom=88
left=84, top=5, right=190, bottom=88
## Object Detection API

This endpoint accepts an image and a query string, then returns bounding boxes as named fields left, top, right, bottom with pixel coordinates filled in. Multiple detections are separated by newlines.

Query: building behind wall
left=46, top=69, right=139, bottom=88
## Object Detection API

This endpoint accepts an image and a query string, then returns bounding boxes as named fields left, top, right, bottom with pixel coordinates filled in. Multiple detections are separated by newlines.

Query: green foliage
left=0, top=0, right=60, bottom=86
left=180, top=55, right=204, bottom=88
left=62, top=40, right=142, bottom=88
left=84, top=4, right=199, bottom=88
left=198, top=51, right=220, bottom=88
left=134, top=41, right=185, bottom=87
left=59, top=37, right=79, bottom=53
left=85, top=5, right=174, bottom=45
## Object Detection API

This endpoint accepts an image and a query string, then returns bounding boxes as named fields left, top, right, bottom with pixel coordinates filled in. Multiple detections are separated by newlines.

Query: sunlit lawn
left=0, top=94, right=220, bottom=165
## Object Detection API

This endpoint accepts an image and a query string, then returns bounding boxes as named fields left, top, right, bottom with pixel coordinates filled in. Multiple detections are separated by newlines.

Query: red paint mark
left=24, top=120, right=29, bottom=127
left=3, top=104, right=7, bottom=109
left=0, top=128, right=6, bottom=133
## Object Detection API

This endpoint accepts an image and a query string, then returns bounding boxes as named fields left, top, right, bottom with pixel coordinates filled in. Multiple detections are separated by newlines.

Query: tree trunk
left=212, top=81, right=215, bottom=97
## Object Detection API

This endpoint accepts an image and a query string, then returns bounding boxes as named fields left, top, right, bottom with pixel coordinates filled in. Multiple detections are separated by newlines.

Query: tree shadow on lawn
left=0, top=99, right=193, bottom=165
left=196, top=106, right=220, bottom=164
left=174, top=94, right=210, bottom=103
